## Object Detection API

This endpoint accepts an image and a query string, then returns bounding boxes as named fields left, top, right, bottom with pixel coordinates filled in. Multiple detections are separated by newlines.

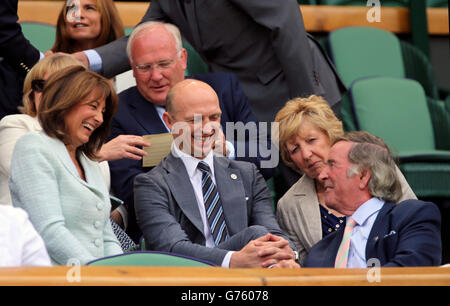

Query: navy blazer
left=0, top=0, right=40, bottom=119
left=109, top=72, right=273, bottom=241
left=303, top=199, right=442, bottom=267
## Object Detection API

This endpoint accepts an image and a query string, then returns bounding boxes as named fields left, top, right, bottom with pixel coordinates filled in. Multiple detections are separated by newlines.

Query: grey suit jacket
left=277, top=168, right=417, bottom=265
left=96, top=0, right=345, bottom=122
left=134, top=152, right=293, bottom=266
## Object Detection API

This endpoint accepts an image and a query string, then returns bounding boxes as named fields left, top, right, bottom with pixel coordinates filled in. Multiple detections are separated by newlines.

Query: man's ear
left=359, top=168, right=371, bottom=189
left=163, top=112, right=173, bottom=130
left=180, top=48, right=188, bottom=70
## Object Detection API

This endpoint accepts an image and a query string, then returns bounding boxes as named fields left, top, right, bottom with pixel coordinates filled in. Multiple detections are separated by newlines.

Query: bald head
left=163, top=79, right=223, bottom=158
left=166, top=79, right=220, bottom=117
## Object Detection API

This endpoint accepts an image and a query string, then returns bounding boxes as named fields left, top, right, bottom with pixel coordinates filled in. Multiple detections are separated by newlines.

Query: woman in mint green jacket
left=9, top=66, right=122, bottom=265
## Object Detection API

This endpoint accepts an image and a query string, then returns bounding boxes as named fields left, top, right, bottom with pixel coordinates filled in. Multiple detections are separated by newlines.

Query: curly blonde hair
left=274, top=95, right=343, bottom=172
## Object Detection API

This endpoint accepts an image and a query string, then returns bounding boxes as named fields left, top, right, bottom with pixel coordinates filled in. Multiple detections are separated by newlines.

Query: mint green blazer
left=9, top=132, right=122, bottom=265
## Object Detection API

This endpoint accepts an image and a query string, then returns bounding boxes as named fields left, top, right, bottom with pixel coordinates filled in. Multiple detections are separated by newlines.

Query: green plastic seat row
left=349, top=76, right=450, bottom=198
left=328, top=26, right=449, bottom=152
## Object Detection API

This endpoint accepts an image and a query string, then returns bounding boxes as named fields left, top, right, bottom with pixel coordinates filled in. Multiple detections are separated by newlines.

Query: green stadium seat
left=86, top=251, right=215, bottom=266
left=327, top=26, right=450, bottom=149
left=20, top=22, right=56, bottom=53
left=328, top=26, right=405, bottom=131
left=182, top=39, right=209, bottom=76
left=349, top=76, right=450, bottom=198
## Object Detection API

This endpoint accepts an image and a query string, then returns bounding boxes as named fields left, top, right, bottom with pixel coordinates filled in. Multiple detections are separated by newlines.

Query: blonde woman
left=0, top=54, right=84, bottom=205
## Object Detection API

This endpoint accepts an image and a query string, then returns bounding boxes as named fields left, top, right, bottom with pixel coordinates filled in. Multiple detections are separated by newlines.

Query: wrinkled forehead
left=328, top=140, right=353, bottom=160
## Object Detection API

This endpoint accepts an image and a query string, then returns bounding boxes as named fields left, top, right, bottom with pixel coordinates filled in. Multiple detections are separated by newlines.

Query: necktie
left=334, top=218, right=357, bottom=268
left=197, top=161, right=228, bottom=245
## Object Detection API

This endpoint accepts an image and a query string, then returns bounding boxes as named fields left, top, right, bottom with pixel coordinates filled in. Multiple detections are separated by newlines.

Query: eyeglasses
left=133, top=52, right=180, bottom=74
left=31, top=79, right=46, bottom=92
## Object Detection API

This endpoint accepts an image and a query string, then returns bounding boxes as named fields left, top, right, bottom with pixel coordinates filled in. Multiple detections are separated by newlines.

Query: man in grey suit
left=134, top=79, right=299, bottom=268
left=73, top=0, right=345, bottom=123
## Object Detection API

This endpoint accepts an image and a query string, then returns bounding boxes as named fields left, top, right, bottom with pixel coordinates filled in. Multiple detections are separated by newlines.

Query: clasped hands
left=230, top=233, right=300, bottom=268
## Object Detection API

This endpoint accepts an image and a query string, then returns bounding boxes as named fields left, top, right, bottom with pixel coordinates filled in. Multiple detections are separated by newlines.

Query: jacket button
left=94, top=239, right=101, bottom=247
left=94, top=221, right=102, bottom=229
left=96, top=203, right=104, bottom=211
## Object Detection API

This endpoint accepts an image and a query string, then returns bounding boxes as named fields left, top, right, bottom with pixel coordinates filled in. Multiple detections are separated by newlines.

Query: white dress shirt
left=172, top=144, right=234, bottom=267
left=0, top=205, right=51, bottom=266
left=347, top=197, right=385, bottom=268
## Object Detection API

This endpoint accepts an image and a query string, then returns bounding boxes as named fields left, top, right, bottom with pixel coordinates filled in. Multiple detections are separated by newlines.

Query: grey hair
left=126, top=21, right=183, bottom=63
left=335, top=132, right=402, bottom=203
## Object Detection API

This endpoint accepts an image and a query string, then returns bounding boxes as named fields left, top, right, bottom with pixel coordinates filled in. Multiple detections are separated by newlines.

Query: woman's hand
left=98, top=135, right=150, bottom=162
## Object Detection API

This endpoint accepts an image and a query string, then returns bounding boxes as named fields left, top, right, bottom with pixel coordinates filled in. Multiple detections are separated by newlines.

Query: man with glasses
left=110, top=21, right=273, bottom=242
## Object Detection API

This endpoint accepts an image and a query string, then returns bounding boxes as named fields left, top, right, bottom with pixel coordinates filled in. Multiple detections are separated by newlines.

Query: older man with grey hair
left=303, top=131, right=442, bottom=268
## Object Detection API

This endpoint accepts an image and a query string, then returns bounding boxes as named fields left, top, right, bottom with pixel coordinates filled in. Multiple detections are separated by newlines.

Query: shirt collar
left=171, top=143, right=215, bottom=179
left=349, top=197, right=385, bottom=227
left=153, top=104, right=170, bottom=132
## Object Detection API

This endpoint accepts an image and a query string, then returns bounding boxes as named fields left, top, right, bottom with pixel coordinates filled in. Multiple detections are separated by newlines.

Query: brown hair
left=20, top=53, right=83, bottom=116
left=38, top=65, right=118, bottom=159
left=274, top=95, right=343, bottom=172
left=51, top=0, right=125, bottom=53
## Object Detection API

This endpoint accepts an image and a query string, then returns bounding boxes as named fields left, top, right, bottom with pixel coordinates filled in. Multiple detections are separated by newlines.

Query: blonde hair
left=20, top=53, right=83, bottom=116
left=52, top=0, right=125, bottom=53
left=274, top=95, right=343, bottom=172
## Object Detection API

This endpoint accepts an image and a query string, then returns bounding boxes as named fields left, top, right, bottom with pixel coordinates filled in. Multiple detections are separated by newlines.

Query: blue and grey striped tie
left=197, top=161, right=228, bottom=245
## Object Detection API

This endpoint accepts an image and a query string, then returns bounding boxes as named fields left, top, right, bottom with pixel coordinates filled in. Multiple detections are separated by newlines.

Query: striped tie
left=334, top=218, right=357, bottom=268
left=197, top=161, right=228, bottom=245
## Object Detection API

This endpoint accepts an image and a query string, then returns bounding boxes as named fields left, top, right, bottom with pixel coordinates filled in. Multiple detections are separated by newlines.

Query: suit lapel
left=43, top=133, right=106, bottom=201
left=365, top=202, right=395, bottom=260
left=129, top=88, right=168, bottom=135
left=213, top=156, right=247, bottom=235
left=292, top=176, right=323, bottom=248
left=163, top=153, right=205, bottom=236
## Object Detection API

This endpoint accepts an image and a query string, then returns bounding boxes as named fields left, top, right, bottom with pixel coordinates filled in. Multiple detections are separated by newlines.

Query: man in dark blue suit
left=0, top=0, right=41, bottom=119
left=303, top=132, right=441, bottom=268
left=109, top=21, right=275, bottom=242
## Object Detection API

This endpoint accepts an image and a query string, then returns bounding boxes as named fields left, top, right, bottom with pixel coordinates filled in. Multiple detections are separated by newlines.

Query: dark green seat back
left=328, top=27, right=405, bottom=131
left=329, top=27, right=405, bottom=87
left=349, top=76, right=434, bottom=152
left=349, top=76, right=450, bottom=198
